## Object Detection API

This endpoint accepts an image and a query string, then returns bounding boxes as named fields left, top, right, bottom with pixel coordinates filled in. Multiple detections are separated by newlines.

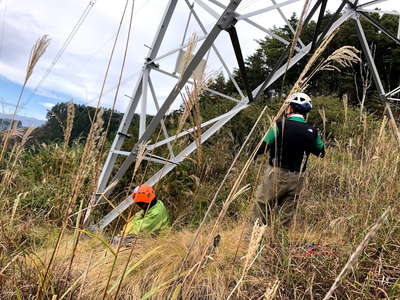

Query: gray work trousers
left=253, top=167, right=304, bottom=226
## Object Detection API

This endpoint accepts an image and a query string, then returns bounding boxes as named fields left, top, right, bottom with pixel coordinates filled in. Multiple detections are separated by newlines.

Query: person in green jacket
left=254, top=92, right=325, bottom=226
left=113, top=184, right=170, bottom=245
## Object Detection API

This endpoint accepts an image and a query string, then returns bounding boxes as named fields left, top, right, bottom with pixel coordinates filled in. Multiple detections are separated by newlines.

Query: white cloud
left=40, top=102, right=55, bottom=109
left=0, top=0, right=397, bottom=118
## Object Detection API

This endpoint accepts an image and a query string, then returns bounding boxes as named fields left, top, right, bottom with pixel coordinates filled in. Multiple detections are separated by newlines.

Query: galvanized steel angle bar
left=112, top=150, right=174, bottom=165
left=313, top=0, right=347, bottom=51
left=357, top=9, right=400, bottom=45
left=386, top=85, right=400, bottom=97
left=311, top=0, right=328, bottom=51
left=139, top=68, right=149, bottom=138
left=192, top=0, right=220, bottom=19
left=398, top=15, right=400, bottom=38
left=270, top=0, right=306, bottom=48
left=185, top=0, right=245, bottom=99
left=147, top=105, right=247, bottom=151
left=253, top=0, right=328, bottom=101
left=237, top=0, right=301, bottom=20
left=180, top=1, right=195, bottom=48
left=357, top=0, right=390, bottom=8
left=153, top=67, right=241, bottom=103
left=148, top=76, right=175, bottom=157
left=94, top=72, right=144, bottom=196
left=254, top=9, right=355, bottom=101
left=150, top=35, right=207, bottom=65
left=353, top=14, right=386, bottom=94
left=95, top=101, right=248, bottom=230
left=98, top=0, right=244, bottom=204
left=92, top=0, right=179, bottom=202
left=197, top=0, right=300, bottom=50
left=226, top=25, right=254, bottom=102
left=357, top=8, right=400, bottom=16
left=353, top=12, right=400, bottom=142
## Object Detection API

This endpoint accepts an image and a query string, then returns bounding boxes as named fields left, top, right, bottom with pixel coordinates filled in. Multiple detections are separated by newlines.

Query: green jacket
left=123, top=200, right=170, bottom=235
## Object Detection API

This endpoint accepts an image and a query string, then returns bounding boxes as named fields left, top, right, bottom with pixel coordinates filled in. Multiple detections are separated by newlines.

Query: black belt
left=269, top=159, right=300, bottom=174
left=277, top=167, right=300, bottom=174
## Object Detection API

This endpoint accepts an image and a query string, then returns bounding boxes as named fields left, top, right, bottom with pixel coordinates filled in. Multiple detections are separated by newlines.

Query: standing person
left=253, top=93, right=325, bottom=226
left=113, top=184, right=170, bottom=245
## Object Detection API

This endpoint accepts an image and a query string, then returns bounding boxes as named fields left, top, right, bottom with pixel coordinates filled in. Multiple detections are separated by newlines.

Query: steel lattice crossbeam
left=86, top=0, right=399, bottom=231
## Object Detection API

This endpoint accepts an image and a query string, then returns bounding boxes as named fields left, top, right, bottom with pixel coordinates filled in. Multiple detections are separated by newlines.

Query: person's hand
left=253, top=152, right=260, bottom=161
left=254, top=141, right=267, bottom=162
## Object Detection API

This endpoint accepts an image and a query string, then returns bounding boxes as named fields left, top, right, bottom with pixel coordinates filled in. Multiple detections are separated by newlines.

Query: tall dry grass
left=0, top=127, right=34, bottom=201
left=37, top=109, right=106, bottom=297
left=174, top=33, right=214, bottom=167
left=1, top=95, right=400, bottom=299
left=2, top=121, right=399, bottom=298
left=0, top=35, right=50, bottom=162
left=60, top=101, right=75, bottom=176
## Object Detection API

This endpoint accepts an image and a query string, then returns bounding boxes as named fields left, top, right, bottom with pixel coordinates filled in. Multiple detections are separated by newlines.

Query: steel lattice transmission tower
left=87, top=0, right=400, bottom=231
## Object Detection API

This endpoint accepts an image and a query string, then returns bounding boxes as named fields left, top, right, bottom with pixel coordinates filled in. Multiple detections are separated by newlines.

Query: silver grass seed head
left=25, top=35, right=50, bottom=82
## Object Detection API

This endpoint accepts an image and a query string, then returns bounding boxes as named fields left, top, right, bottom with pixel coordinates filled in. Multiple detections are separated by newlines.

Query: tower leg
left=354, top=13, right=400, bottom=145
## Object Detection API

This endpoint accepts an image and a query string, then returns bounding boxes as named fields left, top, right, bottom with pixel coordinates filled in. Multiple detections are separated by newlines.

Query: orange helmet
left=131, top=184, right=155, bottom=204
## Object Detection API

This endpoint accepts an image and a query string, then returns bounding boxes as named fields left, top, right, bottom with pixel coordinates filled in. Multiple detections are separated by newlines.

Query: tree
left=31, top=103, right=123, bottom=144
left=224, top=12, right=400, bottom=107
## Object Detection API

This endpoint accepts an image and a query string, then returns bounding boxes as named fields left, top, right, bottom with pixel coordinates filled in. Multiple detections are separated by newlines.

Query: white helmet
left=287, top=92, right=312, bottom=113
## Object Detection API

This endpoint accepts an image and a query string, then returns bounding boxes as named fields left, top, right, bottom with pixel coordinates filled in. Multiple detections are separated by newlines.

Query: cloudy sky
left=0, top=0, right=397, bottom=120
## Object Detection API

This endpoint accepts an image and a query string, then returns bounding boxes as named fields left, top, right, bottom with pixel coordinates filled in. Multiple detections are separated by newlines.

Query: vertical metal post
left=354, top=14, right=400, bottom=145
left=397, top=15, right=400, bottom=39
left=95, top=74, right=143, bottom=195
left=148, top=77, right=175, bottom=157
left=139, top=68, right=149, bottom=138
left=385, top=102, right=400, bottom=146
left=180, top=2, right=194, bottom=47
left=354, top=15, right=385, bottom=94
left=95, top=0, right=179, bottom=196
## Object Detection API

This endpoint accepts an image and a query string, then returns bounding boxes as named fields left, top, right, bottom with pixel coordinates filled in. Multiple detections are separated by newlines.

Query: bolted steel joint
left=217, top=9, right=238, bottom=30
left=379, top=94, right=387, bottom=103
left=144, top=57, right=159, bottom=69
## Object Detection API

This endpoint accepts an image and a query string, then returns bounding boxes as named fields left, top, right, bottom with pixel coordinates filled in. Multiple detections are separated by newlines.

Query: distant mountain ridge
left=0, top=113, right=45, bottom=128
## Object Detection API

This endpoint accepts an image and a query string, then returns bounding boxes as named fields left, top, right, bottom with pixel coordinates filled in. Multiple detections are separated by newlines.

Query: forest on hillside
left=1, top=10, right=400, bottom=299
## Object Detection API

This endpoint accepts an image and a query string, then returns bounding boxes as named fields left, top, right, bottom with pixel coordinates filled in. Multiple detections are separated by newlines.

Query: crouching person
left=113, top=184, right=170, bottom=246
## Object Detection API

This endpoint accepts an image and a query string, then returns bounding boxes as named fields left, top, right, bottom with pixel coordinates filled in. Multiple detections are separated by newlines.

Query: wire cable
left=72, top=0, right=154, bottom=78
left=22, top=0, right=98, bottom=107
